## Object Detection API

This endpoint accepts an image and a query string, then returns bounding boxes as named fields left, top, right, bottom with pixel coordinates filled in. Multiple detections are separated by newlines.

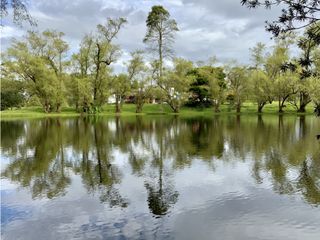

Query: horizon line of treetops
left=1, top=5, right=320, bottom=114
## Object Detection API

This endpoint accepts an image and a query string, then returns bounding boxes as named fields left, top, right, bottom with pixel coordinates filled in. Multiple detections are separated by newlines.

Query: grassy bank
left=0, top=102, right=315, bottom=119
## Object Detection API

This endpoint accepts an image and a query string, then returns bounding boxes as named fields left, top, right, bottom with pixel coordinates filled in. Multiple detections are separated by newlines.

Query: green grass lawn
left=0, top=102, right=315, bottom=119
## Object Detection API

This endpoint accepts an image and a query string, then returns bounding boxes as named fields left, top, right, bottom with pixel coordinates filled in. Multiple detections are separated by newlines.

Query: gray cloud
left=1, top=0, right=282, bottom=71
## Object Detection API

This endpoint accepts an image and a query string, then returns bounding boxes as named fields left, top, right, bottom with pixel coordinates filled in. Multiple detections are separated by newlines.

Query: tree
left=93, top=18, right=126, bottom=108
left=199, top=66, right=226, bottom=112
left=241, top=0, right=320, bottom=36
left=158, top=58, right=194, bottom=113
left=249, top=69, right=273, bottom=112
left=241, top=0, right=320, bottom=115
left=143, top=5, right=179, bottom=79
left=0, top=77, right=25, bottom=110
left=2, top=30, right=69, bottom=112
left=68, top=35, right=94, bottom=112
left=306, top=76, right=320, bottom=115
left=0, top=0, right=36, bottom=26
left=274, top=70, right=299, bottom=113
left=227, top=66, right=249, bottom=113
left=250, top=42, right=266, bottom=69
left=127, top=51, right=151, bottom=113
left=249, top=42, right=273, bottom=112
left=311, top=47, right=320, bottom=116
left=70, top=18, right=126, bottom=113
left=36, top=30, right=69, bottom=111
left=112, top=74, right=130, bottom=113
left=265, top=39, right=299, bottom=113
left=295, top=23, right=320, bottom=112
left=187, top=67, right=211, bottom=107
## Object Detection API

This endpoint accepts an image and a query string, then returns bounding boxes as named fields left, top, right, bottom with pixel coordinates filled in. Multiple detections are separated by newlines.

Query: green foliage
left=144, top=5, right=178, bottom=78
left=187, top=68, right=210, bottom=107
left=248, top=69, right=273, bottom=112
left=159, top=58, right=194, bottom=112
left=127, top=51, right=151, bottom=113
left=1, top=78, right=25, bottom=110
left=306, top=76, right=320, bottom=115
left=2, top=6, right=319, bottom=116
left=227, top=66, right=250, bottom=113
left=112, top=73, right=131, bottom=113
left=2, top=30, right=69, bottom=112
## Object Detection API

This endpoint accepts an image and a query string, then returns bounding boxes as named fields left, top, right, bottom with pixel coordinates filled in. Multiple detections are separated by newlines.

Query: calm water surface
left=1, top=115, right=320, bottom=240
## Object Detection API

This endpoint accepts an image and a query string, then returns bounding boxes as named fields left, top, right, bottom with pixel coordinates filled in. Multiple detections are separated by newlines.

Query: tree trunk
left=56, top=103, right=61, bottom=113
left=278, top=105, right=284, bottom=113
left=115, top=95, right=121, bottom=113
left=257, top=102, right=265, bottom=113
left=159, top=32, right=163, bottom=79
left=136, top=104, right=143, bottom=113
left=298, top=92, right=310, bottom=113
left=236, top=104, right=241, bottom=113
left=213, top=102, right=220, bottom=112
left=279, top=95, right=290, bottom=113
left=136, top=99, right=144, bottom=113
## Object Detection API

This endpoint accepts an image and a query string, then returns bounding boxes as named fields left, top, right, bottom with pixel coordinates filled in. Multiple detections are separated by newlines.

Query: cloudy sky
left=1, top=0, right=282, bottom=72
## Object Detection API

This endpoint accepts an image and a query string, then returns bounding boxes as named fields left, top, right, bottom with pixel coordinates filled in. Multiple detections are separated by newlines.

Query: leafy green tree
left=112, top=74, right=131, bottom=113
left=227, top=66, right=249, bottom=113
left=69, top=18, right=126, bottom=113
left=159, top=58, right=194, bottom=113
left=201, top=67, right=226, bottom=112
left=3, top=30, right=69, bottom=112
left=242, top=0, right=320, bottom=116
left=274, top=70, right=299, bottom=113
left=3, top=43, right=57, bottom=112
left=248, top=69, right=273, bottom=112
left=187, top=67, right=211, bottom=107
left=264, top=39, right=300, bottom=113
left=92, top=18, right=127, bottom=108
left=248, top=42, right=273, bottom=112
left=306, top=76, right=320, bottom=115
left=66, top=75, right=92, bottom=112
left=294, top=23, right=320, bottom=112
left=69, top=35, right=94, bottom=112
left=143, top=5, right=178, bottom=79
left=250, top=42, right=266, bottom=69
left=0, top=78, right=25, bottom=110
left=127, top=51, right=152, bottom=113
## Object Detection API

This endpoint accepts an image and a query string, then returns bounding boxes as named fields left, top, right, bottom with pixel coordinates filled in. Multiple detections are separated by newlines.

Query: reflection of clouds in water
left=1, top=116, right=320, bottom=239
left=1, top=203, right=32, bottom=226
left=173, top=188, right=320, bottom=240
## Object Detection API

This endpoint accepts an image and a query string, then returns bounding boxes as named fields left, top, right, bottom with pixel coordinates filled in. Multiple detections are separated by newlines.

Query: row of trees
left=1, top=5, right=320, bottom=114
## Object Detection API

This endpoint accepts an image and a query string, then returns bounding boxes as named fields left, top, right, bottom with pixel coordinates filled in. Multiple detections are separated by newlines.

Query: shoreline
left=0, top=103, right=315, bottom=120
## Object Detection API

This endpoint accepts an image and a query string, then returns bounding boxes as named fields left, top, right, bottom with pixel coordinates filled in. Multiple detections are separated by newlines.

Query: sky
left=1, top=0, right=283, bottom=72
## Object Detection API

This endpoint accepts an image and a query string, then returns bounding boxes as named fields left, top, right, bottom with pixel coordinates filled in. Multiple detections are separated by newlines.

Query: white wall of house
left=107, top=94, right=116, bottom=104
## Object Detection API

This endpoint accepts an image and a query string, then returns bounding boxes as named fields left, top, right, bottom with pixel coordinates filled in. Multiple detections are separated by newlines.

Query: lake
left=1, top=115, right=320, bottom=240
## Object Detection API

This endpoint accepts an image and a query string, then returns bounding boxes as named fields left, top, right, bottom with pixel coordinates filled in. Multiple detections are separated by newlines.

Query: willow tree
left=94, top=17, right=127, bottom=110
left=249, top=42, right=273, bottom=112
left=0, top=0, right=36, bottom=26
left=143, top=5, right=178, bottom=79
left=161, top=58, right=194, bottom=113
left=3, top=30, right=69, bottom=112
left=227, top=66, right=249, bottom=113
left=70, top=18, right=127, bottom=113
left=127, top=51, right=151, bottom=113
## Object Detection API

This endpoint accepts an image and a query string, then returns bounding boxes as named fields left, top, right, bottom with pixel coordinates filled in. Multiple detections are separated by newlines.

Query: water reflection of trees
left=1, top=115, right=319, bottom=209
